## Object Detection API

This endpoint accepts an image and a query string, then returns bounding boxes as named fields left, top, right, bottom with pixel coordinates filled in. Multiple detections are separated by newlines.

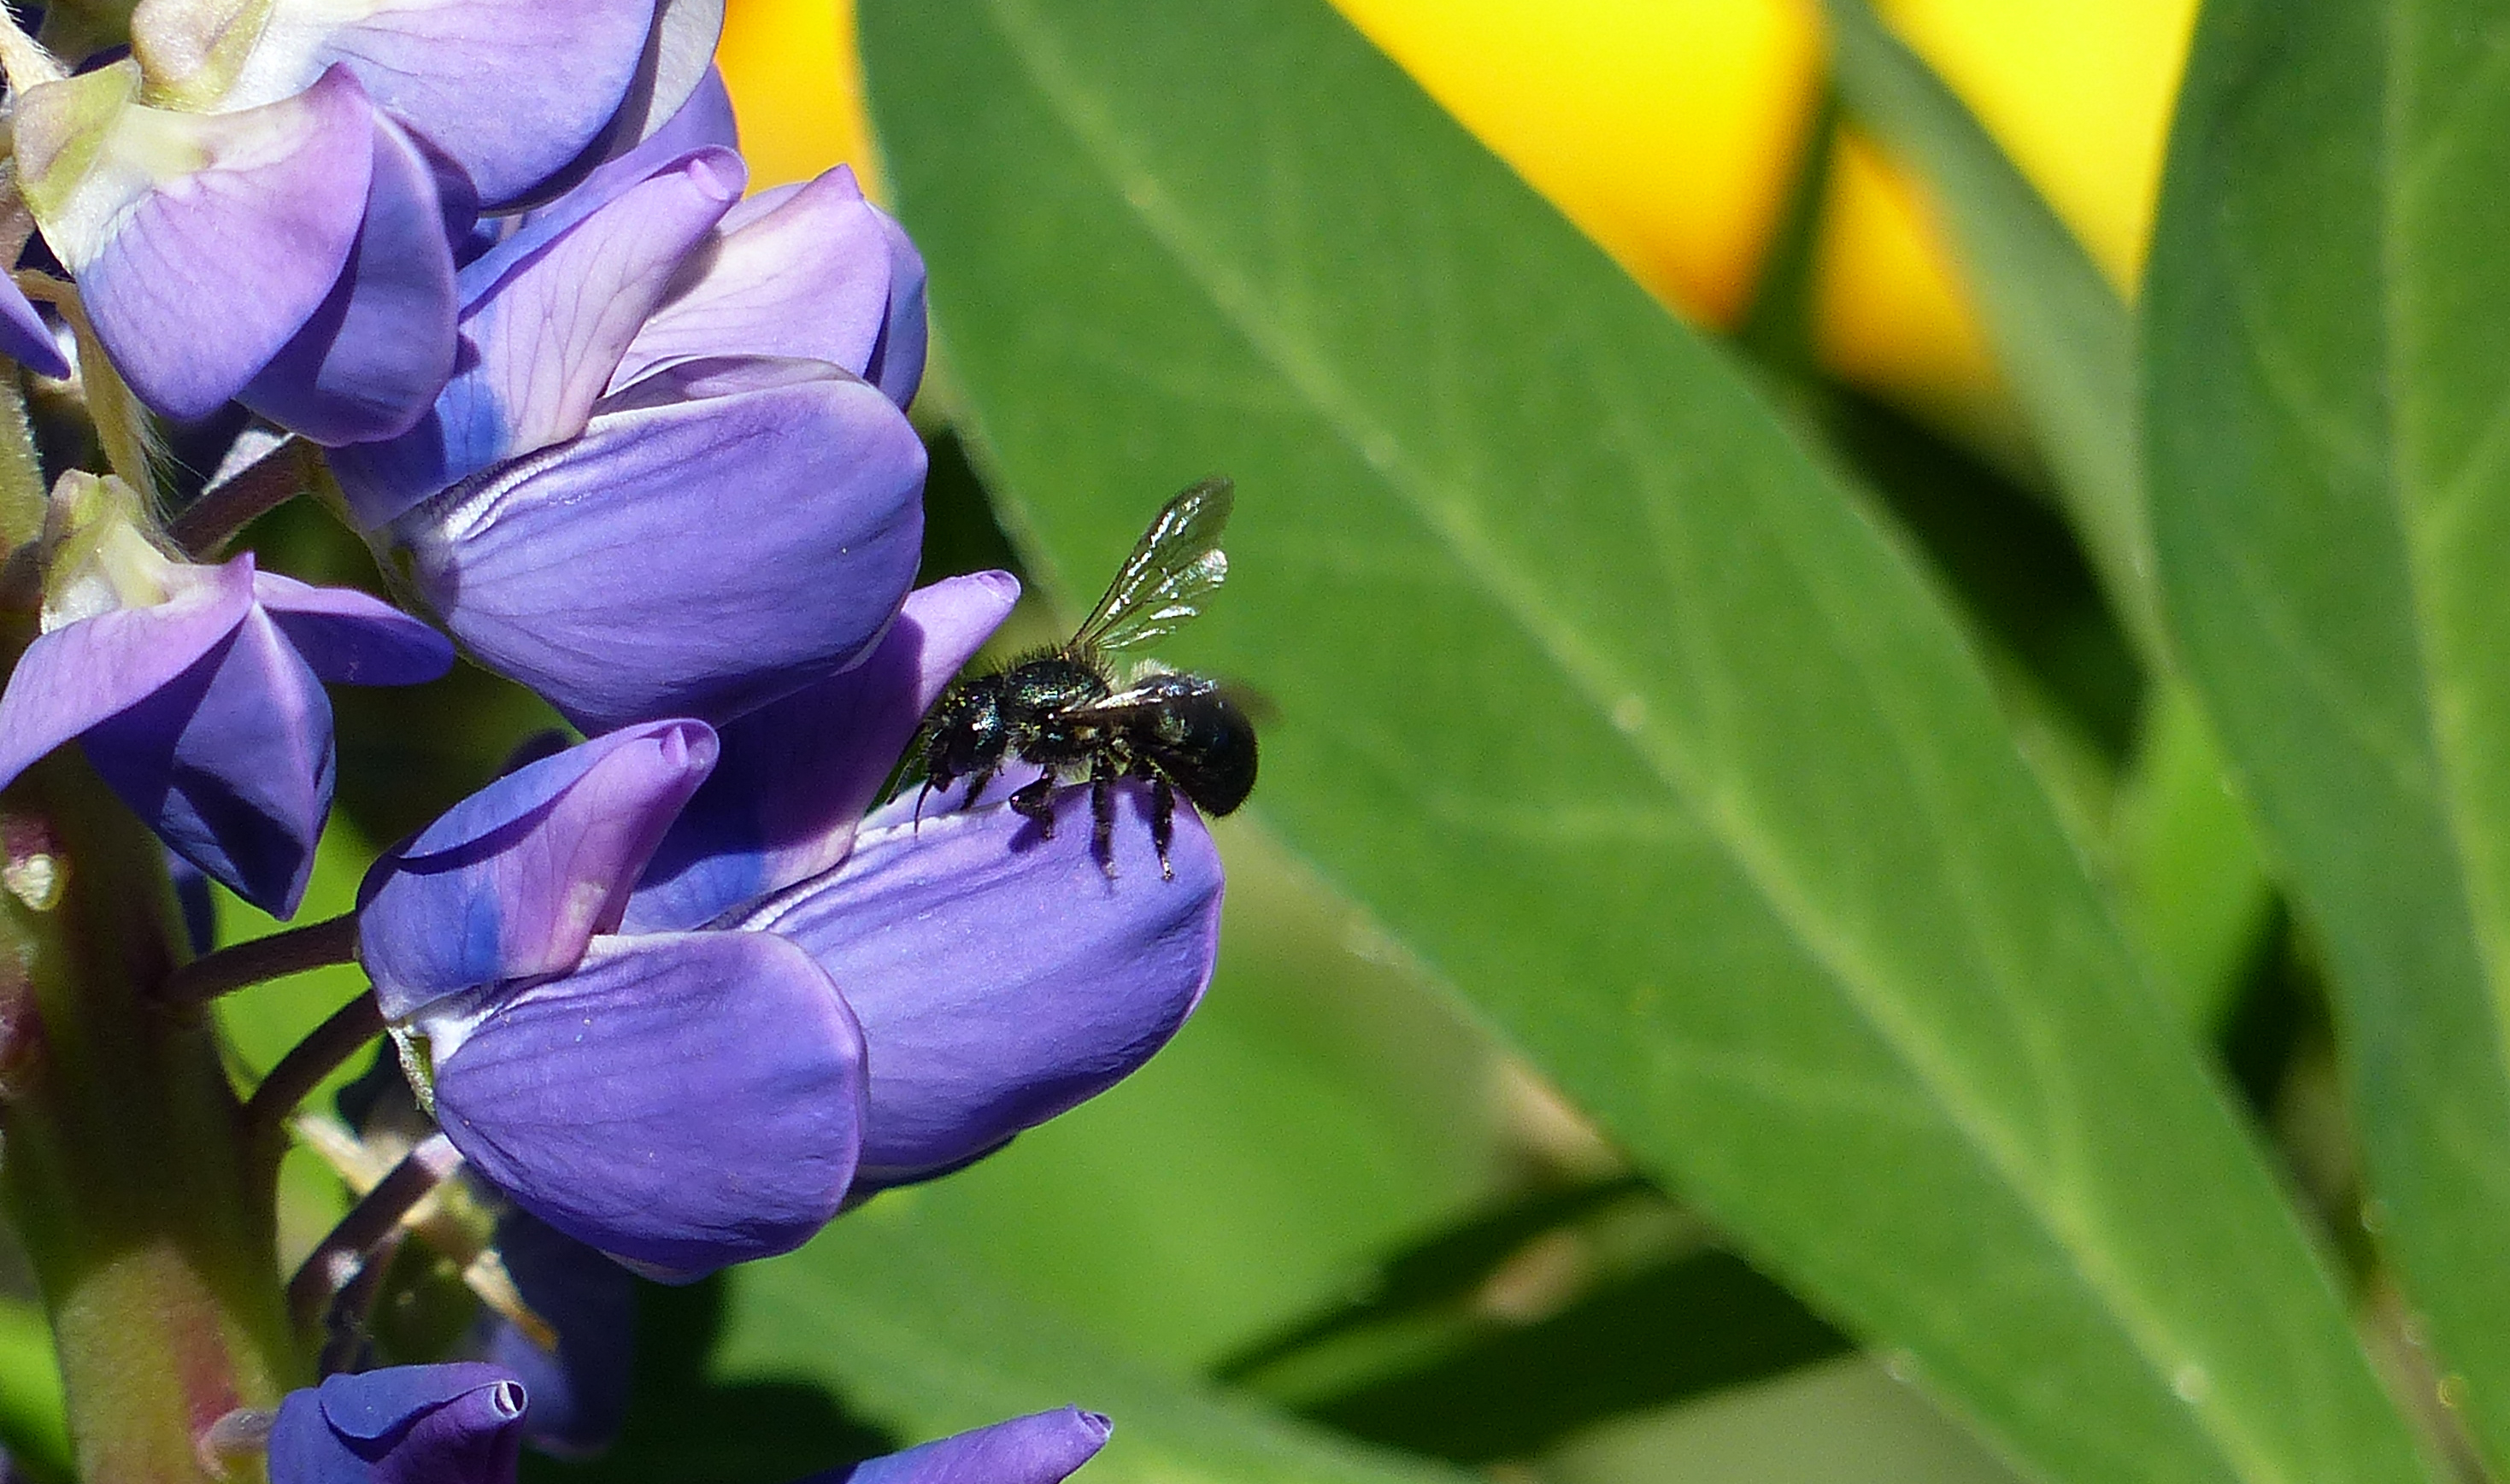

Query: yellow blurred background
left=713, top=0, right=2196, bottom=437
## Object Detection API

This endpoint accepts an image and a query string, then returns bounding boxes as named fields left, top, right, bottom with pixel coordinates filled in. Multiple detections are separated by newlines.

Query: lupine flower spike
left=0, top=2, right=1221, bottom=1477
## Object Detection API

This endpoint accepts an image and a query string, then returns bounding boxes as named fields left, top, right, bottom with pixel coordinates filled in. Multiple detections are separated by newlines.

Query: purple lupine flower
left=266, top=1360, right=1108, bottom=1484
left=358, top=717, right=867, bottom=1276
left=326, top=73, right=929, bottom=733
left=357, top=574, right=1224, bottom=1274
left=0, top=474, right=452, bottom=914
left=804, top=1409, right=1114, bottom=1484
left=268, top=1363, right=525, bottom=1484
left=11, top=0, right=723, bottom=437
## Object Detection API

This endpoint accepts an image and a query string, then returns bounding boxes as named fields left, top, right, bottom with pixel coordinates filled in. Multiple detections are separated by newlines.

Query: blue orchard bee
left=916, top=478, right=1257, bottom=879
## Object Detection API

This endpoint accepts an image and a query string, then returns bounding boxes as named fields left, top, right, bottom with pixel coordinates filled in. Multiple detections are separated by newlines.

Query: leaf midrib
left=964, top=2, right=2290, bottom=1478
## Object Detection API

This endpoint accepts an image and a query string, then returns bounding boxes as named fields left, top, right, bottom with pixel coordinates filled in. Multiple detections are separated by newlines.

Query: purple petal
left=611, top=167, right=901, bottom=390
left=470, top=1211, right=633, bottom=1460
left=251, top=572, right=454, bottom=685
left=242, top=113, right=461, bottom=443
left=23, top=63, right=375, bottom=420
left=490, top=0, right=732, bottom=216
left=314, top=1364, right=520, bottom=1443
left=862, top=208, right=929, bottom=410
left=507, top=68, right=738, bottom=250
left=329, top=149, right=742, bottom=527
left=171, top=0, right=665, bottom=208
left=806, top=1411, right=1113, bottom=1484
left=624, top=572, right=1019, bottom=933
left=168, top=851, right=217, bottom=955
left=359, top=721, right=716, bottom=1019
left=386, top=363, right=926, bottom=732
left=0, top=557, right=255, bottom=791
left=640, top=59, right=740, bottom=160
left=269, top=1363, right=525, bottom=1484
left=426, top=931, right=865, bottom=1275
left=749, top=783, right=1223, bottom=1185
left=0, top=278, right=67, bottom=381
left=82, top=605, right=332, bottom=917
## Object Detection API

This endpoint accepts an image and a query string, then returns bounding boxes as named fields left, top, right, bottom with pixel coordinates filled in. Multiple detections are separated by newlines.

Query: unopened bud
left=197, top=1404, right=273, bottom=1481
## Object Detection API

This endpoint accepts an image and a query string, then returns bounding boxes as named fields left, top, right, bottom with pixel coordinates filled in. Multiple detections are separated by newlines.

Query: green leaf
left=1819, top=0, right=2155, bottom=654
left=859, top=2, right=2429, bottom=1481
left=1544, top=1357, right=2025, bottom=1484
left=1819, top=0, right=2274, bottom=1029
left=2145, top=0, right=2510, bottom=1468
left=715, top=1211, right=1478, bottom=1484
left=2111, top=690, right=2275, bottom=1029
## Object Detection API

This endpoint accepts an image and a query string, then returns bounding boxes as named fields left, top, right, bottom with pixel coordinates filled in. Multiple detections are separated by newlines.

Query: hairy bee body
left=915, top=481, right=1257, bottom=878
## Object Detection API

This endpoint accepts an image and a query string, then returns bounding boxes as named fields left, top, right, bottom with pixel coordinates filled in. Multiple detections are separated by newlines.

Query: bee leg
left=913, top=775, right=940, bottom=831
left=1009, top=774, right=1057, bottom=837
left=960, top=763, right=996, bottom=813
left=1151, top=777, right=1176, bottom=881
left=1091, top=761, right=1120, bottom=880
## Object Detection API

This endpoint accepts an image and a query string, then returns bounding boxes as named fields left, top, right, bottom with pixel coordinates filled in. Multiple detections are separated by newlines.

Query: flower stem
left=287, top=1135, right=462, bottom=1336
left=0, top=185, right=50, bottom=560
left=0, top=743, right=300, bottom=1483
left=160, top=912, right=359, bottom=1007
left=314, top=1228, right=404, bottom=1375
left=0, top=372, right=47, bottom=560
left=168, top=437, right=313, bottom=559
left=240, top=990, right=384, bottom=1139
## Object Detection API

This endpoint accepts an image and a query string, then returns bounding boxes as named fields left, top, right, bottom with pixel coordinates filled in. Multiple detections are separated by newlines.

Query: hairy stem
left=0, top=9, right=62, bottom=91
left=0, top=371, right=47, bottom=559
left=0, top=182, right=50, bottom=563
left=0, top=742, right=299, bottom=1484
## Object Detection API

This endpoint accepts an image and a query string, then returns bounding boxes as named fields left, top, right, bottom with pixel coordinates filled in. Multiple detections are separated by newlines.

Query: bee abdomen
left=1144, top=687, right=1256, bottom=816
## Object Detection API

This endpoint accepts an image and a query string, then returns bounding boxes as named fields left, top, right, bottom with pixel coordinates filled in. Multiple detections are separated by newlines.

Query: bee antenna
left=913, top=778, right=934, bottom=831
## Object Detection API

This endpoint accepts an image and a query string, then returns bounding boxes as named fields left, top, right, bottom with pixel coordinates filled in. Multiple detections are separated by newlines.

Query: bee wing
left=1072, top=673, right=1224, bottom=717
left=1070, top=477, right=1235, bottom=654
left=1217, top=679, right=1279, bottom=727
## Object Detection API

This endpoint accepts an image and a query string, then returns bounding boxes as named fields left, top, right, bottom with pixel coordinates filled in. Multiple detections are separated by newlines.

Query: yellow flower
left=716, top=0, right=2195, bottom=435
left=715, top=0, right=879, bottom=197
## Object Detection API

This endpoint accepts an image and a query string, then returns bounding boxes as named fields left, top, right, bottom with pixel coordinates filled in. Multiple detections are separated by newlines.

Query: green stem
left=0, top=369, right=47, bottom=556
left=0, top=740, right=302, bottom=1483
